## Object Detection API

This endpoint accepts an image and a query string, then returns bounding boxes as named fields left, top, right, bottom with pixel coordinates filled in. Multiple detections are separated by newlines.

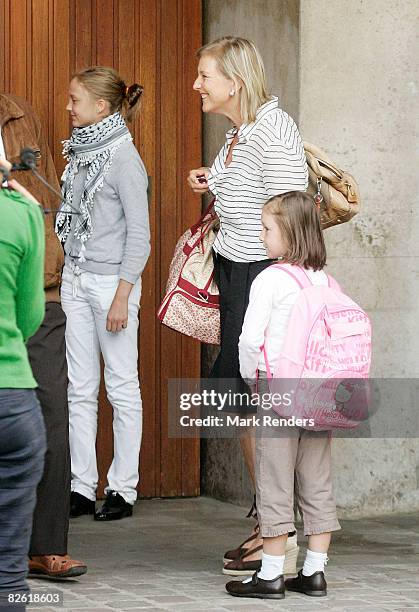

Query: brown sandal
left=246, top=494, right=258, bottom=520
left=28, top=554, right=87, bottom=578
left=223, top=524, right=260, bottom=563
left=222, top=544, right=263, bottom=576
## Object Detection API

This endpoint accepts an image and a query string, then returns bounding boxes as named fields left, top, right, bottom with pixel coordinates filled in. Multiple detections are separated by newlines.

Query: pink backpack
left=264, top=263, right=372, bottom=430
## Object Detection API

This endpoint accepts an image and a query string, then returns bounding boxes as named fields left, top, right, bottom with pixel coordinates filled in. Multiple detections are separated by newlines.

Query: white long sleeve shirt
left=207, top=97, right=308, bottom=263
left=239, top=265, right=328, bottom=381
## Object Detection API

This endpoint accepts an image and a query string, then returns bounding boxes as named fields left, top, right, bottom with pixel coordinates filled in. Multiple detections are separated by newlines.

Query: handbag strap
left=190, top=131, right=238, bottom=234
left=190, top=198, right=216, bottom=235
left=224, top=131, right=239, bottom=168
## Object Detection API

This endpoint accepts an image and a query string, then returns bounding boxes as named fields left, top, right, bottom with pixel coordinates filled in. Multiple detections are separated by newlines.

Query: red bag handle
left=190, top=134, right=237, bottom=234
left=190, top=198, right=216, bottom=235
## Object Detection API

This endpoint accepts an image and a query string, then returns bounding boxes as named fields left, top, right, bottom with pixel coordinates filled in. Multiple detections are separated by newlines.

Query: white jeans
left=61, top=265, right=142, bottom=505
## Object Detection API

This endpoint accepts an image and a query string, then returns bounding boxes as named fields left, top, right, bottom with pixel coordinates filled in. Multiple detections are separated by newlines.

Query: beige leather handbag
left=304, top=142, right=360, bottom=229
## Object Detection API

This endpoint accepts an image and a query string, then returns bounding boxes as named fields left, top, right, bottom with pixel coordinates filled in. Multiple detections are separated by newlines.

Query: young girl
left=56, top=67, right=150, bottom=521
left=227, top=191, right=341, bottom=599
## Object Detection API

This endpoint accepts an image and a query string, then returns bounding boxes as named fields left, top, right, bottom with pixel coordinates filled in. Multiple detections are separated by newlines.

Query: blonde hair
left=197, top=37, right=270, bottom=124
left=264, top=192, right=327, bottom=271
left=73, top=66, right=143, bottom=123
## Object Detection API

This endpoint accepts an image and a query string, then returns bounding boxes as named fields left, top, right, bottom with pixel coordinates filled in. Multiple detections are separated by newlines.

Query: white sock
left=242, top=552, right=285, bottom=583
left=302, top=549, right=328, bottom=576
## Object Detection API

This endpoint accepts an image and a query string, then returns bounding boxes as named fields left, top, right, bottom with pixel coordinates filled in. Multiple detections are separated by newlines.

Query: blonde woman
left=187, top=37, right=308, bottom=576
left=56, top=67, right=150, bottom=521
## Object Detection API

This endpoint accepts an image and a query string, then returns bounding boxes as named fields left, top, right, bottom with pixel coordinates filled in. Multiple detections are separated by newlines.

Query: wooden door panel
left=136, top=0, right=160, bottom=497
left=8, top=0, right=28, bottom=98
left=159, top=0, right=181, bottom=497
left=71, top=0, right=94, bottom=71
left=0, top=0, right=202, bottom=498
left=95, top=0, right=115, bottom=66
left=179, top=0, right=202, bottom=496
left=52, top=0, right=71, bottom=172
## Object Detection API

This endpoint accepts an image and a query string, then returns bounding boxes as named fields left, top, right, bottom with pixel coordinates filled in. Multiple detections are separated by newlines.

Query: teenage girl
left=226, top=191, right=341, bottom=599
left=56, top=66, right=150, bottom=521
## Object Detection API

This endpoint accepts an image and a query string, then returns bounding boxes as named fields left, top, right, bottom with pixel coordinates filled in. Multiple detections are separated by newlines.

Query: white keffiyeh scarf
left=55, top=111, right=132, bottom=262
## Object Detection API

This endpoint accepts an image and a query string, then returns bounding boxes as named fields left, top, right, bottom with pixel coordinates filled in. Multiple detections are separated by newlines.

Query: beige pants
left=255, top=377, right=341, bottom=537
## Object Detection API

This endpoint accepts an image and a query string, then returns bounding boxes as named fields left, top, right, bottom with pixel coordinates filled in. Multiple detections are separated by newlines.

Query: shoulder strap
left=271, top=263, right=313, bottom=289
left=263, top=264, right=309, bottom=379
left=263, top=264, right=334, bottom=378
left=273, top=263, right=338, bottom=290
left=190, top=198, right=216, bottom=234
left=263, top=347, right=273, bottom=379
left=190, top=134, right=236, bottom=235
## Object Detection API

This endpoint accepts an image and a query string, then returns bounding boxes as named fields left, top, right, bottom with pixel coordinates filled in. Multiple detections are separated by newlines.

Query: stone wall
left=201, top=0, right=419, bottom=516
left=299, top=0, right=419, bottom=516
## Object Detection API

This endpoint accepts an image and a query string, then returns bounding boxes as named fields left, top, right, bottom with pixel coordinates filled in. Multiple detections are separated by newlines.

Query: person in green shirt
left=0, top=159, right=47, bottom=608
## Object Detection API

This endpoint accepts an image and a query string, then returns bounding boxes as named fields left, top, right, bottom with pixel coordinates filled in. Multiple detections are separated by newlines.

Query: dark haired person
left=0, top=93, right=86, bottom=578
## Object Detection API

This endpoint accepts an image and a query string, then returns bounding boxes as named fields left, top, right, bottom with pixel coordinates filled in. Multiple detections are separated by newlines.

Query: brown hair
left=197, top=36, right=270, bottom=124
left=264, top=191, right=327, bottom=270
left=72, top=66, right=143, bottom=123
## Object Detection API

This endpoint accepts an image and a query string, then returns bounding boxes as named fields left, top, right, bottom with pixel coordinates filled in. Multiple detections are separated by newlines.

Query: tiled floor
left=27, top=497, right=419, bottom=611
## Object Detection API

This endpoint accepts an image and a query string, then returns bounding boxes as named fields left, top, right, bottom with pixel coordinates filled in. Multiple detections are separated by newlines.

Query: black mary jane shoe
left=70, top=491, right=95, bottom=518
left=285, top=569, right=327, bottom=597
left=94, top=490, right=133, bottom=521
left=226, top=572, right=285, bottom=599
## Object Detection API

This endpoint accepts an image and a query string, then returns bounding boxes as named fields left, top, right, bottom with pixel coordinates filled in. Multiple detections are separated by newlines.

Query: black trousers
left=209, top=253, right=273, bottom=410
left=27, top=303, right=71, bottom=556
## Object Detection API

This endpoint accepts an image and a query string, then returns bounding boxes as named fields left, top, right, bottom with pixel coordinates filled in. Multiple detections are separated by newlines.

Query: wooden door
left=0, top=0, right=202, bottom=497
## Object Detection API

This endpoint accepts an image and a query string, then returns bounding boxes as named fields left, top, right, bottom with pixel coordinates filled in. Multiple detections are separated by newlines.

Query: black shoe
left=70, top=491, right=95, bottom=518
left=285, top=569, right=327, bottom=597
left=226, top=572, right=285, bottom=599
left=94, top=490, right=133, bottom=521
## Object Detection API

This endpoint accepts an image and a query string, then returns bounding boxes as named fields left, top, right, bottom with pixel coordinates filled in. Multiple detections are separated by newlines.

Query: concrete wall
left=202, top=0, right=300, bottom=164
left=299, top=0, right=419, bottom=516
left=201, top=0, right=301, bottom=507
left=201, top=0, right=419, bottom=517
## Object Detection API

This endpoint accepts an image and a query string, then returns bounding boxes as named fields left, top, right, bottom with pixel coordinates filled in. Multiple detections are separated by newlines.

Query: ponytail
left=122, top=83, right=143, bottom=123
left=73, top=66, right=143, bottom=123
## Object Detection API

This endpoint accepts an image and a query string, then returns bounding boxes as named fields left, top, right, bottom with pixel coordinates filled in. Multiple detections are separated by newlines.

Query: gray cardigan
left=64, top=140, right=150, bottom=284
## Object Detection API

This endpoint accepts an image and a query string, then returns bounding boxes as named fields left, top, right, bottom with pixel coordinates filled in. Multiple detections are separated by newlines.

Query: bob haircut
left=196, top=36, right=270, bottom=124
left=264, top=191, right=327, bottom=271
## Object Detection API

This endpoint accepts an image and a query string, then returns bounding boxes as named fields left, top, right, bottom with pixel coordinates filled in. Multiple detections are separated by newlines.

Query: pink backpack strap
left=274, top=263, right=340, bottom=291
left=262, top=265, right=340, bottom=378
left=263, top=346, right=272, bottom=379
left=262, top=264, right=310, bottom=379
left=271, top=263, right=312, bottom=289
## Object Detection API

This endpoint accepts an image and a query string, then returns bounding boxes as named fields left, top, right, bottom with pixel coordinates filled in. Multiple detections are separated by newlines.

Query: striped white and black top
left=207, top=96, right=308, bottom=263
